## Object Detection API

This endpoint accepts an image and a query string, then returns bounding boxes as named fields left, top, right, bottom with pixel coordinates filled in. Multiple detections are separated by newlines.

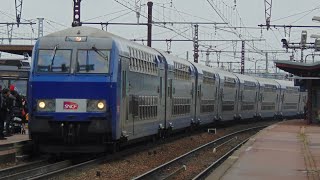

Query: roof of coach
left=190, top=63, right=220, bottom=76
left=159, top=50, right=194, bottom=68
left=233, top=73, right=258, bottom=84
left=43, top=26, right=161, bottom=57
left=254, top=77, right=279, bottom=87
left=45, top=26, right=121, bottom=38
left=213, top=67, right=238, bottom=79
left=274, top=79, right=296, bottom=89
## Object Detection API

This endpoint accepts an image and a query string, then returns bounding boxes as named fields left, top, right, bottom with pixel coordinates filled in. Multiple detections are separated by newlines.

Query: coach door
left=158, top=57, right=166, bottom=130
left=217, top=76, right=223, bottom=120
left=120, top=57, right=134, bottom=138
left=214, top=74, right=220, bottom=121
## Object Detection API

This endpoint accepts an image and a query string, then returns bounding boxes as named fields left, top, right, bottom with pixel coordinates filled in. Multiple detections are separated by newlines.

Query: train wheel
left=151, top=135, right=157, bottom=143
left=31, top=136, right=40, bottom=156
left=109, top=142, right=120, bottom=154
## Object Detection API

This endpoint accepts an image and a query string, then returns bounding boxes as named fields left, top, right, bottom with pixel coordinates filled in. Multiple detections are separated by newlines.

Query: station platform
left=0, top=133, right=29, bottom=146
left=208, top=119, right=320, bottom=180
left=0, top=131, right=30, bottom=160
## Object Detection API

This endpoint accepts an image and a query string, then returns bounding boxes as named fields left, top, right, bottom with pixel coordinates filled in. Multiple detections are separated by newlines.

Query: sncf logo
left=63, top=101, right=79, bottom=110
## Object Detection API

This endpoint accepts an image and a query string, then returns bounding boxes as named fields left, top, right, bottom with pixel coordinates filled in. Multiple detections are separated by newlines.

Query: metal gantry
left=241, top=41, right=245, bottom=74
left=37, top=18, right=44, bottom=38
left=15, top=0, right=23, bottom=27
left=193, top=24, right=199, bottom=63
left=7, top=24, right=13, bottom=44
left=147, top=1, right=153, bottom=47
left=264, top=0, right=272, bottom=30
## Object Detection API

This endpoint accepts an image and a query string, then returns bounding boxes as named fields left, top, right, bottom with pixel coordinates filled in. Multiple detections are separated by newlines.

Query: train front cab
left=29, top=28, right=118, bottom=153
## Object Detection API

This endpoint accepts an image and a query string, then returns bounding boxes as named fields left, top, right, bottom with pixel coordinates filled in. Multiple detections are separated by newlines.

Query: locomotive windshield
left=76, top=49, right=110, bottom=73
left=36, top=49, right=72, bottom=73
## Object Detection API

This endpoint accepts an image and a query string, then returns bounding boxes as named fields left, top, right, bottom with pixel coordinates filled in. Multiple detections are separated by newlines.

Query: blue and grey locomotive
left=28, top=26, right=305, bottom=153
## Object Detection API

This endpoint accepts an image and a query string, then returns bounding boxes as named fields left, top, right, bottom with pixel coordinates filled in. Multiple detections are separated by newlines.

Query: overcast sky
left=1, top=0, right=320, bottom=72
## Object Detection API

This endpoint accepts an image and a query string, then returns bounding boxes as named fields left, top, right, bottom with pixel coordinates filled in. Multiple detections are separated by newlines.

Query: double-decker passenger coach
left=28, top=26, right=305, bottom=154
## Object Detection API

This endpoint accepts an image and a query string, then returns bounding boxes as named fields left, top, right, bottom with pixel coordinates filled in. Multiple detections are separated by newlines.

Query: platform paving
left=207, top=119, right=320, bottom=180
left=0, top=130, right=30, bottom=157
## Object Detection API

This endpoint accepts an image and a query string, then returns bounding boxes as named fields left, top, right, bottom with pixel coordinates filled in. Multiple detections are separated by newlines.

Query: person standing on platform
left=0, top=88, right=10, bottom=139
left=2, top=88, right=16, bottom=136
left=0, top=87, right=6, bottom=140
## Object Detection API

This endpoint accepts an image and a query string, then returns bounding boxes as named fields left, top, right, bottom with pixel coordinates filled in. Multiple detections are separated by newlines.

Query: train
left=28, top=26, right=307, bottom=153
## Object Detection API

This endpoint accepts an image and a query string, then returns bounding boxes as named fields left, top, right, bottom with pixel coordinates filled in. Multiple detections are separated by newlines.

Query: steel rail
left=192, top=138, right=250, bottom=180
left=0, top=160, right=72, bottom=180
left=132, top=125, right=266, bottom=180
left=0, top=159, right=48, bottom=178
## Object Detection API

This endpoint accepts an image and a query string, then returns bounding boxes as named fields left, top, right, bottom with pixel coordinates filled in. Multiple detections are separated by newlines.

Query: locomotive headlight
left=37, top=99, right=55, bottom=112
left=97, top=102, right=105, bottom=109
left=87, top=100, right=107, bottom=112
left=38, top=101, right=46, bottom=109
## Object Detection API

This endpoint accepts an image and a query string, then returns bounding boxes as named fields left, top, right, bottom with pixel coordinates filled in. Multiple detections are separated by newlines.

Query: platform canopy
left=0, top=45, right=33, bottom=56
left=274, top=60, right=320, bottom=77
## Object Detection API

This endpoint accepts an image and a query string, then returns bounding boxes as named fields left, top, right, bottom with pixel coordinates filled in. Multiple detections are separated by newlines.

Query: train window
left=133, top=49, right=137, bottom=59
left=141, top=59, right=144, bottom=72
left=172, top=97, right=191, bottom=116
left=136, top=59, right=140, bottom=72
left=37, top=49, right=72, bottom=73
left=173, top=62, right=191, bottom=81
left=137, top=59, right=141, bottom=72
left=129, top=58, right=132, bottom=70
left=136, top=59, right=140, bottom=71
left=160, top=77, right=163, bottom=98
left=147, top=62, right=150, bottom=73
left=131, top=58, right=135, bottom=70
left=143, top=61, right=146, bottom=72
left=127, top=47, right=158, bottom=76
left=149, top=62, right=152, bottom=73
left=76, top=50, right=110, bottom=73
left=137, top=50, right=141, bottom=60
left=151, top=63, right=154, bottom=73
left=143, top=60, right=146, bottom=72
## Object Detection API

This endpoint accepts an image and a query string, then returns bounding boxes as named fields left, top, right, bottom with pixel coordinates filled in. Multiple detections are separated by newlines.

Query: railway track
left=0, top=155, right=105, bottom=180
left=0, top=159, right=72, bottom=180
left=0, top=122, right=273, bottom=180
left=132, top=125, right=266, bottom=180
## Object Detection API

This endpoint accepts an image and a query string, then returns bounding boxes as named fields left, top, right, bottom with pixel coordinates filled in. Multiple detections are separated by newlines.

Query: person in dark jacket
left=0, top=88, right=5, bottom=139
left=0, top=88, right=13, bottom=138
left=9, top=85, right=22, bottom=108
left=2, top=88, right=16, bottom=136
